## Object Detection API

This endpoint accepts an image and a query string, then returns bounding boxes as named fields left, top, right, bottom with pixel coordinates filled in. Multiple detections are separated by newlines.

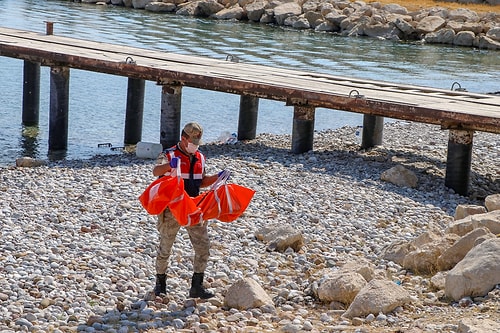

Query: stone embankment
left=75, top=0, right=500, bottom=49
left=1, top=122, right=499, bottom=332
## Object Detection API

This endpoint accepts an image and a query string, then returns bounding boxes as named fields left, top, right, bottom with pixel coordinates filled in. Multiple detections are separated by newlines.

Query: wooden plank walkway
left=1, top=26, right=499, bottom=134
left=1, top=26, right=498, bottom=195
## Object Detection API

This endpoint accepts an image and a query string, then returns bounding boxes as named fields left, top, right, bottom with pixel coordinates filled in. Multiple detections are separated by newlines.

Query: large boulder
left=274, top=2, right=302, bottom=26
left=132, top=0, right=153, bottom=9
left=343, top=279, right=411, bottom=318
left=317, top=272, right=367, bottom=304
left=437, top=227, right=495, bottom=271
left=448, top=8, right=479, bottom=22
left=16, top=157, right=46, bottom=167
left=445, top=238, right=500, bottom=301
left=212, top=5, right=245, bottom=20
left=477, top=35, right=500, bottom=50
left=416, top=16, right=447, bottom=34
left=458, top=318, right=500, bottom=333
left=224, top=278, right=274, bottom=310
left=145, top=2, right=176, bottom=12
left=255, top=224, right=304, bottom=252
left=485, top=193, right=500, bottom=211
left=198, top=0, right=225, bottom=16
left=446, top=210, right=500, bottom=236
left=402, top=234, right=458, bottom=274
left=425, top=28, right=456, bottom=44
left=245, top=0, right=267, bottom=22
left=454, top=204, right=487, bottom=220
left=381, top=3, right=407, bottom=15
left=453, top=31, right=475, bottom=46
left=380, top=165, right=418, bottom=188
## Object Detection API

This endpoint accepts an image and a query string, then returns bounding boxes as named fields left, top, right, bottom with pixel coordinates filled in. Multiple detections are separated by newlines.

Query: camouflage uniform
left=156, top=209, right=210, bottom=274
left=155, top=146, right=210, bottom=275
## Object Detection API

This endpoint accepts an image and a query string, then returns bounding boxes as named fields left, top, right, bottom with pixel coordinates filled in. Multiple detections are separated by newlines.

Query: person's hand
left=169, top=157, right=179, bottom=169
left=218, top=169, right=231, bottom=180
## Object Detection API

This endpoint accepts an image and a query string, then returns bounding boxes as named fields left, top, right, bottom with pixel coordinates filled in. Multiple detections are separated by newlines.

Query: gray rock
left=425, top=28, right=455, bottom=44
left=458, top=318, right=500, bottom=333
left=317, top=272, right=367, bottom=304
left=343, top=279, right=411, bottom=319
left=477, top=35, right=500, bottom=50
left=446, top=210, right=500, bottom=236
left=448, top=8, right=479, bottom=22
left=224, top=278, right=274, bottom=310
left=437, top=227, right=494, bottom=271
left=131, top=0, right=153, bottom=9
left=453, top=31, right=475, bottom=46
left=454, top=204, right=487, bottom=220
left=380, top=165, right=418, bottom=188
left=416, top=16, right=447, bottom=34
left=212, top=5, right=244, bottom=20
left=485, top=193, right=500, bottom=211
left=198, top=0, right=224, bottom=16
left=381, top=4, right=407, bottom=15
left=274, top=2, right=302, bottom=26
left=245, top=0, right=267, bottom=22
left=445, top=238, right=500, bottom=301
left=393, top=17, right=415, bottom=35
left=256, top=224, right=304, bottom=252
left=145, top=1, right=176, bottom=12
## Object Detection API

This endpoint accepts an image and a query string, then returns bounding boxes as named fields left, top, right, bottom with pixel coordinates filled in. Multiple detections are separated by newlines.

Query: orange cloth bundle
left=139, top=169, right=255, bottom=225
left=194, top=171, right=255, bottom=222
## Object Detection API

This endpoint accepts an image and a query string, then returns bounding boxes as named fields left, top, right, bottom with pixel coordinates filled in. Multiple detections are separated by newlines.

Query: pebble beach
left=0, top=121, right=499, bottom=332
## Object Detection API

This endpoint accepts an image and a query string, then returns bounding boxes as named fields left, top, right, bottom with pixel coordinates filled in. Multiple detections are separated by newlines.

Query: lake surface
left=1, top=0, right=499, bottom=164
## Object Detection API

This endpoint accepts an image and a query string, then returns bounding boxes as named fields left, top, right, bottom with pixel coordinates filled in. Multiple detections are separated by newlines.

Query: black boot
left=154, top=274, right=166, bottom=296
left=189, top=272, right=214, bottom=299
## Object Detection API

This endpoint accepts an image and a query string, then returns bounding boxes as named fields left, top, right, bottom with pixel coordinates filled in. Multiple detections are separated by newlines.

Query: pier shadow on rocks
left=201, top=139, right=498, bottom=211
left=48, top=135, right=498, bottom=214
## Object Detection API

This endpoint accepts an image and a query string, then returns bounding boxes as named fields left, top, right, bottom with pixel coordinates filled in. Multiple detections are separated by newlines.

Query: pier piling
left=22, top=60, right=41, bottom=126
left=124, top=78, right=145, bottom=145
left=292, top=105, right=315, bottom=154
left=48, top=66, right=70, bottom=151
left=160, top=84, right=182, bottom=148
left=238, top=95, right=259, bottom=140
left=361, top=115, right=384, bottom=149
left=445, top=129, right=474, bottom=196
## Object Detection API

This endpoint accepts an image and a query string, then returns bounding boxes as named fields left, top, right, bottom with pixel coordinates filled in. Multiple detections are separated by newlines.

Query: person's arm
left=200, top=173, right=218, bottom=188
left=152, top=153, right=176, bottom=177
left=152, top=163, right=172, bottom=177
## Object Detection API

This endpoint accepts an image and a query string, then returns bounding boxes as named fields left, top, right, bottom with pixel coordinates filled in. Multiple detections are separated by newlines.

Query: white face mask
left=186, top=142, right=199, bottom=154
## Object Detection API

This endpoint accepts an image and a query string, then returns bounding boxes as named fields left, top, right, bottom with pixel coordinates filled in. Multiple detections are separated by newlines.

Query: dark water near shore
left=0, top=0, right=499, bottom=165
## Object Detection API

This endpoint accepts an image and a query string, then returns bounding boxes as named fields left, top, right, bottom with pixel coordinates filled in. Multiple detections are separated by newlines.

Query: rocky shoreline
left=1, top=122, right=499, bottom=332
left=71, top=0, right=500, bottom=49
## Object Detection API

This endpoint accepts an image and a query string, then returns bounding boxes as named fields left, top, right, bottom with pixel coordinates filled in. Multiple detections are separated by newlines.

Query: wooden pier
left=1, top=26, right=499, bottom=195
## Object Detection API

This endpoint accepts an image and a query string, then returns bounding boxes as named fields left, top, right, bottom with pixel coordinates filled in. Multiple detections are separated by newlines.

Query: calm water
left=0, top=0, right=499, bottom=164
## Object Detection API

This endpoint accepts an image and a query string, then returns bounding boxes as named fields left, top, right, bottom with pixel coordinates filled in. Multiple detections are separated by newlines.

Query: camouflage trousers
left=155, top=209, right=210, bottom=274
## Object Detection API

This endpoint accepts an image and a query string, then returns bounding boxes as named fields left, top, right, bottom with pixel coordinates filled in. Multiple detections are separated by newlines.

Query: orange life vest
left=163, top=145, right=205, bottom=197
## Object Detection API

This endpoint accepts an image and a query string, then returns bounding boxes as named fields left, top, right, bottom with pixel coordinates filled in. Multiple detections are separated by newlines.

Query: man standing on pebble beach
left=152, top=122, right=221, bottom=299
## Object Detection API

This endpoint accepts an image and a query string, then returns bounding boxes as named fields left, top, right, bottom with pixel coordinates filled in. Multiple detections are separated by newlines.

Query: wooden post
left=22, top=60, right=41, bottom=126
left=238, top=95, right=259, bottom=140
left=361, top=115, right=384, bottom=149
left=49, top=66, right=70, bottom=151
left=160, top=84, right=182, bottom=148
left=124, top=78, right=145, bottom=145
left=445, top=129, right=474, bottom=196
left=292, top=105, right=315, bottom=154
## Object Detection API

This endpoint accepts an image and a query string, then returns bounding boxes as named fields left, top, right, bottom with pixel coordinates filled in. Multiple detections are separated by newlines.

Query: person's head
left=180, top=122, right=203, bottom=154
